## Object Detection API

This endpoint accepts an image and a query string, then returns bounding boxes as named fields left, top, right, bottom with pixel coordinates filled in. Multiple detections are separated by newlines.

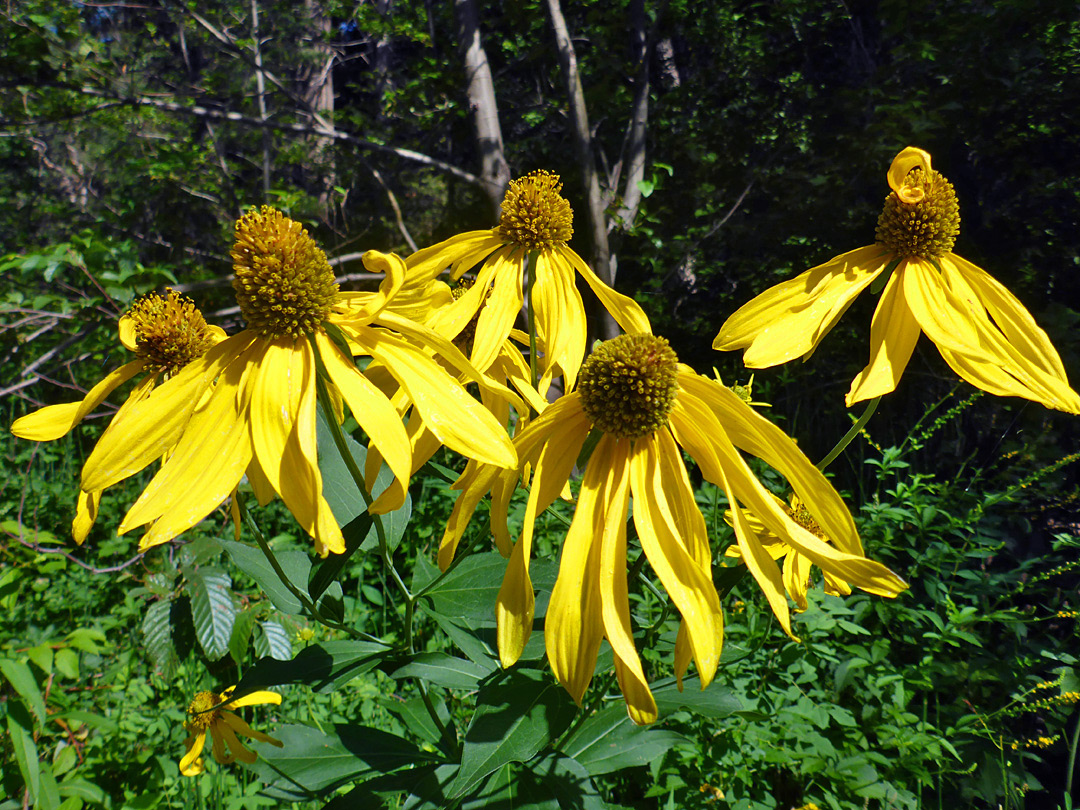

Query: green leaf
left=391, top=652, right=491, bottom=690
left=54, top=648, right=79, bottom=680
left=249, top=723, right=434, bottom=799
left=0, top=659, right=47, bottom=726
left=651, top=676, right=743, bottom=719
left=561, top=704, right=690, bottom=775
left=448, top=668, right=577, bottom=798
left=420, top=553, right=557, bottom=622
left=257, top=619, right=292, bottom=661
left=234, top=640, right=391, bottom=696
left=517, top=753, right=606, bottom=810
left=221, top=539, right=305, bottom=615
left=229, top=608, right=257, bottom=665
left=142, top=598, right=178, bottom=678
left=382, top=695, right=450, bottom=746
left=7, top=702, right=41, bottom=802
left=186, top=567, right=236, bottom=661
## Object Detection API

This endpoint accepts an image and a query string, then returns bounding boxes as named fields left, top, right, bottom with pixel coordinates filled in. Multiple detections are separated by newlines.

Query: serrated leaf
left=561, top=704, right=690, bottom=775
left=229, top=609, right=257, bottom=665
left=248, top=723, right=434, bottom=799
left=390, top=652, right=491, bottom=689
left=234, top=640, right=391, bottom=696
left=448, top=669, right=577, bottom=798
left=651, top=676, right=743, bottom=719
left=142, top=599, right=178, bottom=677
left=186, top=567, right=236, bottom=661
left=420, top=553, right=557, bottom=622
left=0, top=659, right=47, bottom=726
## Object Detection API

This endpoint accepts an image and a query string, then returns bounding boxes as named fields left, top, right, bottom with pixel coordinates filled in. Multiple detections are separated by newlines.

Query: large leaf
left=0, top=658, right=47, bottom=726
left=561, top=704, right=690, bottom=775
left=517, top=753, right=607, bottom=810
left=234, top=640, right=391, bottom=696
left=651, top=676, right=744, bottom=719
left=248, top=722, right=434, bottom=800
left=256, top=619, right=293, bottom=661
left=448, top=668, right=576, bottom=798
left=222, top=538, right=345, bottom=620
left=390, top=652, right=492, bottom=689
left=142, top=598, right=178, bottom=678
left=316, top=410, right=412, bottom=553
left=7, top=702, right=42, bottom=805
left=420, top=553, right=558, bottom=623
left=185, top=566, right=236, bottom=661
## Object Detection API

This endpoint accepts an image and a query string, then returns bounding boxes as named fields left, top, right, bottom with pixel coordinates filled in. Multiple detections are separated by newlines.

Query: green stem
left=1066, top=711, right=1080, bottom=802
left=817, top=396, right=881, bottom=471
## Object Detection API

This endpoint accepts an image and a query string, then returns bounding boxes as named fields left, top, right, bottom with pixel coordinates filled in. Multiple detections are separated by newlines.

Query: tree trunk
left=615, top=0, right=649, bottom=232
left=454, top=0, right=510, bottom=220
left=544, top=0, right=617, bottom=339
left=299, top=0, right=337, bottom=221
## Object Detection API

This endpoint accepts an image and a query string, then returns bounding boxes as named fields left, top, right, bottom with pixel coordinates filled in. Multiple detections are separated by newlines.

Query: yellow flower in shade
left=714, top=147, right=1080, bottom=413
left=77, top=207, right=516, bottom=555
left=439, top=333, right=907, bottom=724
left=724, top=494, right=852, bottom=611
left=405, top=171, right=651, bottom=391
left=10, top=290, right=225, bottom=543
left=180, top=686, right=283, bottom=776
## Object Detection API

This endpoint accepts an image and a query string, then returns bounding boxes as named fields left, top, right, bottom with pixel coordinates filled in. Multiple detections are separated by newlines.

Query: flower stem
left=1066, top=712, right=1080, bottom=802
left=817, top=396, right=881, bottom=471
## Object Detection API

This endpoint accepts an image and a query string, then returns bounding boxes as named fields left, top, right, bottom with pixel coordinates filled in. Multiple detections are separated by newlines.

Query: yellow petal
left=846, top=270, right=922, bottom=405
left=594, top=437, right=656, bottom=724
left=631, top=431, right=722, bottom=688
left=405, top=231, right=504, bottom=282
left=72, top=489, right=100, bottom=545
left=531, top=250, right=587, bottom=390
left=673, top=623, right=692, bottom=691
left=437, top=463, right=503, bottom=569
left=317, top=332, right=412, bottom=514
left=886, top=146, right=933, bottom=201
left=351, top=326, right=517, bottom=468
left=11, top=359, right=146, bottom=441
left=179, top=731, right=207, bottom=776
left=713, top=246, right=891, bottom=367
left=783, top=552, right=812, bottom=611
left=679, top=372, right=862, bottom=556
left=546, top=437, right=609, bottom=705
left=225, top=689, right=282, bottom=709
left=217, top=722, right=257, bottom=764
left=221, top=712, right=282, bottom=747
left=81, top=334, right=251, bottom=492
left=469, top=249, right=524, bottom=373
left=559, top=246, right=651, bottom=337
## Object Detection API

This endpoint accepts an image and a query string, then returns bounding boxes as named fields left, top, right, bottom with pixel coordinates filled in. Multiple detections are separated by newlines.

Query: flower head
left=714, top=147, right=1080, bottom=413
left=10, top=290, right=225, bottom=543
left=180, top=686, right=283, bottom=776
left=76, top=208, right=516, bottom=555
left=440, top=332, right=907, bottom=724
left=405, top=171, right=651, bottom=391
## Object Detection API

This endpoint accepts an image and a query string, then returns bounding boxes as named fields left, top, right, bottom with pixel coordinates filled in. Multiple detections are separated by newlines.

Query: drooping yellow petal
left=316, top=332, right=412, bottom=514
left=11, top=359, right=146, bottom=441
left=783, top=552, right=813, bottom=611
left=847, top=269, right=922, bottom=405
left=81, top=333, right=252, bottom=492
left=349, top=325, right=516, bottom=469
left=405, top=231, right=505, bottom=283
left=72, top=489, right=100, bottom=545
left=217, top=722, right=257, bottom=764
left=713, top=245, right=891, bottom=367
left=224, top=689, right=282, bottom=709
left=631, top=432, right=722, bottom=690
left=560, top=246, right=652, bottom=337
left=593, top=437, right=656, bottom=724
left=220, top=712, right=283, bottom=746
left=337, top=250, right=406, bottom=324
left=679, top=373, right=862, bottom=556
left=437, top=463, right=503, bottom=569
left=546, top=440, right=609, bottom=705
left=470, top=250, right=525, bottom=374
left=179, top=731, right=207, bottom=776
left=532, top=249, right=587, bottom=390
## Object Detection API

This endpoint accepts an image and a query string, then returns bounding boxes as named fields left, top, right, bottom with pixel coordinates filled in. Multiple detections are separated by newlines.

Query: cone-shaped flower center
left=127, top=289, right=216, bottom=376
left=495, top=170, right=574, bottom=251
left=876, top=168, right=960, bottom=259
left=578, top=334, right=679, bottom=439
left=231, top=206, right=339, bottom=338
left=186, top=691, right=222, bottom=732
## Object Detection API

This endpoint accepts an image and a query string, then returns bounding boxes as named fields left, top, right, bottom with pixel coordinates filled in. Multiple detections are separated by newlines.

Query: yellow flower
left=180, top=686, right=282, bottom=776
left=440, top=333, right=906, bottom=724
left=405, top=171, right=651, bottom=391
left=714, top=147, right=1080, bottom=413
left=724, top=494, right=851, bottom=611
left=78, top=207, right=516, bottom=555
left=10, top=290, right=225, bottom=543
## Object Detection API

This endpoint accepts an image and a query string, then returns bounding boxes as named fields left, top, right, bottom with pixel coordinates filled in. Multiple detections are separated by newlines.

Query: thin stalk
left=817, top=396, right=880, bottom=471
left=1066, top=712, right=1080, bottom=802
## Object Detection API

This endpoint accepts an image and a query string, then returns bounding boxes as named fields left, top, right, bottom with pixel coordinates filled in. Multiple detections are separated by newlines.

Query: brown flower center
left=495, top=170, right=574, bottom=251
left=126, top=289, right=216, bottom=376
left=876, top=168, right=960, bottom=259
left=578, top=334, right=679, bottom=439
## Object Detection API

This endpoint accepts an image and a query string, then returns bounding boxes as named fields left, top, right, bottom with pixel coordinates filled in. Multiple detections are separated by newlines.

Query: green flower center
left=186, top=691, right=222, bottom=732
left=495, top=170, right=574, bottom=251
left=578, top=334, right=679, bottom=439
left=127, top=289, right=216, bottom=376
left=875, top=167, right=960, bottom=259
left=231, top=206, right=339, bottom=339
